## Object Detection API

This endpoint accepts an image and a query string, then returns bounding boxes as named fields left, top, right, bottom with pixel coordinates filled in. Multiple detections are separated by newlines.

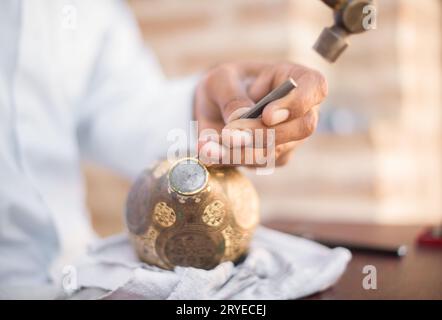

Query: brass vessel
left=125, top=158, right=260, bottom=270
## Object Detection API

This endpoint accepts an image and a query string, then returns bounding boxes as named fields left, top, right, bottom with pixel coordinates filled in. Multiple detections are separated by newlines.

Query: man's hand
left=194, top=61, right=328, bottom=167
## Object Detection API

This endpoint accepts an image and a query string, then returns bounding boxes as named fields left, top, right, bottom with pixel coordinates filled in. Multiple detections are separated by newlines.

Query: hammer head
left=314, top=0, right=376, bottom=63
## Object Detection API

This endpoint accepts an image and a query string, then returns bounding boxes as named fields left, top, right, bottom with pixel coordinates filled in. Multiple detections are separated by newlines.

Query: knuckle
left=276, top=154, right=291, bottom=167
left=300, top=112, right=318, bottom=138
left=275, top=145, right=284, bottom=157
left=313, top=70, right=328, bottom=101
left=275, top=147, right=294, bottom=167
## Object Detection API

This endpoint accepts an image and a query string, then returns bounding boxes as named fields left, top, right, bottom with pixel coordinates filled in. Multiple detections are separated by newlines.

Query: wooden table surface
left=264, top=220, right=442, bottom=300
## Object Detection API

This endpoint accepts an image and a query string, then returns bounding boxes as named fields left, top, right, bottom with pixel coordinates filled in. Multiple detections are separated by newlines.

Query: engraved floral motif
left=142, top=226, right=158, bottom=251
left=165, top=232, right=217, bottom=269
left=128, top=160, right=259, bottom=270
left=153, top=202, right=176, bottom=227
left=222, top=225, right=248, bottom=260
left=202, top=200, right=225, bottom=227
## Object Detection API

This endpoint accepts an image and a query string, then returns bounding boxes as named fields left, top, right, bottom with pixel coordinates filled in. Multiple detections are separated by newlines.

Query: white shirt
left=0, top=0, right=195, bottom=293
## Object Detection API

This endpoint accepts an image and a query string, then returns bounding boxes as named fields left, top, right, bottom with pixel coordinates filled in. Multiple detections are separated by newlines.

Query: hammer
left=314, top=0, right=377, bottom=63
left=241, top=0, right=377, bottom=117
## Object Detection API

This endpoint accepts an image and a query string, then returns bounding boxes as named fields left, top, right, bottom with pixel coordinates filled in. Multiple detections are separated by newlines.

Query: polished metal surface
left=126, top=159, right=260, bottom=270
left=313, top=26, right=349, bottom=63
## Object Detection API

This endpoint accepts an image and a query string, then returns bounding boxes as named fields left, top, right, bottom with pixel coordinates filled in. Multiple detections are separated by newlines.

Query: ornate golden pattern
left=202, top=200, right=225, bottom=227
left=222, top=225, right=248, bottom=260
left=153, top=202, right=176, bottom=227
left=164, top=232, right=218, bottom=269
left=126, top=159, right=260, bottom=270
left=142, top=226, right=158, bottom=251
left=132, top=226, right=159, bottom=262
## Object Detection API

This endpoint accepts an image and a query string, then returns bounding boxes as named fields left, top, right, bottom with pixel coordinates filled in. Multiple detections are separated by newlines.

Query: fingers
left=222, top=106, right=319, bottom=147
left=275, top=141, right=299, bottom=166
left=227, top=107, right=252, bottom=123
left=262, top=71, right=327, bottom=127
left=203, top=62, right=327, bottom=129
left=247, top=63, right=310, bottom=101
left=195, top=62, right=326, bottom=169
left=198, top=140, right=297, bottom=167
left=205, top=64, right=255, bottom=124
left=275, top=149, right=293, bottom=167
left=247, top=64, right=327, bottom=127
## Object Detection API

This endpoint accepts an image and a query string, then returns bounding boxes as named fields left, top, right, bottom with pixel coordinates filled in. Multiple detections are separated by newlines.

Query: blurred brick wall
left=265, top=0, right=442, bottom=224
left=129, top=0, right=292, bottom=76
left=86, top=0, right=442, bottom=236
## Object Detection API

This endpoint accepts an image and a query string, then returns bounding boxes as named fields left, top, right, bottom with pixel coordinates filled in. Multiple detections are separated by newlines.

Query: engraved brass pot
left=125, top=158, right=260, bottom=270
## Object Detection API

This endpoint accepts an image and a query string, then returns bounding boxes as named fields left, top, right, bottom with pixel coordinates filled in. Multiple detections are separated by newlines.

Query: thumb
left=206, top=65, right=254, bottom=124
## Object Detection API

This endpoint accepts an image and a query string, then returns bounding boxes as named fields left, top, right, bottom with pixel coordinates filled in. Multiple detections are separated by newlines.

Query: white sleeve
left=76, top=1, right=198, bottom=179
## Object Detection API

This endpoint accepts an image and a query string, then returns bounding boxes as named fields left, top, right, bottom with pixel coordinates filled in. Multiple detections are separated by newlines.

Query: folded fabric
left=68, top=226, right=351, bottom=300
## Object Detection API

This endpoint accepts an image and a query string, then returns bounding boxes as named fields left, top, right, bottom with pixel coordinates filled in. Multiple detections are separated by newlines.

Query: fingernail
left=198, top=141, right=227, bottom=164
left=236, top=130, right=253, bottom=147
left=227, top=107, right=252, bottom=123
left=270, top=109, right=290, bottom=126
left=222, top=129, right=253, bottom=148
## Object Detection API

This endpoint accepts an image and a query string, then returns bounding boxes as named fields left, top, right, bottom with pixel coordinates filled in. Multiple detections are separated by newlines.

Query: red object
left=417, top=227, right=442, bottom=248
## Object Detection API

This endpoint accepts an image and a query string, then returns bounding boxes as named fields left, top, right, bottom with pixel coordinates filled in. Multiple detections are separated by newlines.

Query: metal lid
left=168, top=158, right=209, bottom=195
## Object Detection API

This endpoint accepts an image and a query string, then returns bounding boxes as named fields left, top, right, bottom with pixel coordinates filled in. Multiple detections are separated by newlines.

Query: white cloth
left=70, top=227, right=351, bottom=300
left=0, top=0, right=196, bottom=289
